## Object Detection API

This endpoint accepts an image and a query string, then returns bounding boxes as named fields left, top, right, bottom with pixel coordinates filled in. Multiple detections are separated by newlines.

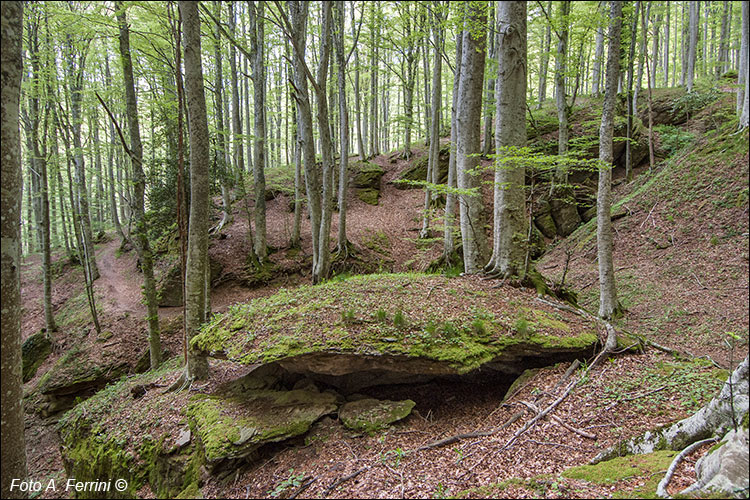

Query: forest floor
left=20, top=94, right=748, bottom=499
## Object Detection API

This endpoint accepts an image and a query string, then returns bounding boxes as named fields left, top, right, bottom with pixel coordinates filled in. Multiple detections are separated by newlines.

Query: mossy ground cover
left=191, top=273, right=599, bottom=372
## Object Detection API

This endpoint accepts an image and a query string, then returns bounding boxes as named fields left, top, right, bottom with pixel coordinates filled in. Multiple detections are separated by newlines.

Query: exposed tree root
left=656, top=437, right=719, bottom=498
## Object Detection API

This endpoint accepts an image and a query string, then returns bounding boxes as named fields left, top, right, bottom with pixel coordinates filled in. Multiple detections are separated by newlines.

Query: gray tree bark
left=64, top=35, right=99, bottom=281
left=664, top=2, right=670, bottom=87
left=592, top=12, right=605, bottom=97
left=718, top=1, right=729, bottom=77
left=537, top=0, right=552, bottom=109
left=553, top=1, right=570, bottom=190
left=180, top=0, right=210, bottom=380
left=597, top=0, right=624, bottom=320
left=334, top=0, right=350, bottom=252
left=485, top=1, right=528, bottom=279
left=443, top=29, right=463, bottom=260
left=687, top=1, right=699, bottom=91
left=456, top=2, right=490, bottom=273
left=116, top=0, right=161, bottom=369
left=1, top=3, right=27, bottom=496
left=248, top=1, right=268, bottom=260
left=737, top=1, right=748, bottom=117
left=482, top=2, right=497, bottom=155
left=213, top=1, right=232, bottom=234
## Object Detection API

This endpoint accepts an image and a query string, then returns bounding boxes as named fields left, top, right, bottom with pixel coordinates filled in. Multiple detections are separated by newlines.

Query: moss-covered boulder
left=187, top=388, right=337, bottom=467
left=350, top=161, right=384, bottom=205
left=38, top=345, right=128, bottom=416
left=22, top=331, right=53, bottom=382
left=158, top=257, right=223, bottom=307
left=395, top=144, right=450, bottom=189
left=192, top=273, right=598, bottom=391
left=339, top=398, right=415, bottom=432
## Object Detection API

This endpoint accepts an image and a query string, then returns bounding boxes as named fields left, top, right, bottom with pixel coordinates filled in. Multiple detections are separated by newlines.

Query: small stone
left=175, top=428, right=191, bottom=449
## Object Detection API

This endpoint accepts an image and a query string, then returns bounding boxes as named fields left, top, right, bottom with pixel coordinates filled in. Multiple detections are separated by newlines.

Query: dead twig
left=288, top=475, right=317, bottom=499
left=323, top=466, right=369, bottom=497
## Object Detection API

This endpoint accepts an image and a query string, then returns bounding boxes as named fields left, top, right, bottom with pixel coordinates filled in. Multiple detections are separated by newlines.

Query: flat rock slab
left=339, top=398, right=416, bottom=432
left=187, top=389, right=337, bottom=465
left=692, top=427, right=749, bottom=498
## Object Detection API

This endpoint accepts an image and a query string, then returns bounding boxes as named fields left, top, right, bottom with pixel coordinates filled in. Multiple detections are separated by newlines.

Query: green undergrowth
left=192, top=273, right=598, bottom=372
left=591, top=358, right=725, bottom=416
left=562, top=450, right=677, bottom=498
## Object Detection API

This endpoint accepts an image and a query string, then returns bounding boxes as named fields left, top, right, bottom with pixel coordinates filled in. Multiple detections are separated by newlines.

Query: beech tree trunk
left=553, top=1, right=570, bottom=190
left=486, top=1, right=527, bottom=279
left=482, top=2, right=496, bottom=155
left=180, top=0, right=210, bottom=381
left=64, top=36, right=99, bottom=281
left=737, top=1, right=748, bottom=117
left=1, top=3, right=28, bottom=496
left=116, top=0, right=161, bottom=369
left=456, top=2, right=489, bottom=274
left=249, top=1, right=268, bottom=260
left=592, top=14, right=605, bottom=97
left=213, top=1, right=232, bottom=234
left=687, top=1, right=699, bottom=91
left=334, top=1, right=350, bottom=252
left=664, top=2, right=670, bottom=87
left=537, top=1, right=552, bottom=109
left=597, top=0, right=624, bottom=320
left=443, top=29, right=463, bottom=259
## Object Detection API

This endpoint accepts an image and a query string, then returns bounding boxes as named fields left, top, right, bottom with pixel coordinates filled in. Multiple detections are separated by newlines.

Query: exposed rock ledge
left=191, top=273, right=599, bottom=391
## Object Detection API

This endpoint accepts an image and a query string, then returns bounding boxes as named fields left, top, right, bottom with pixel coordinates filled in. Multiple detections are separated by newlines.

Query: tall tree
left=443, top=26, right=463, bottom=261
left=334, top=0, right=351, bottom=253
left=212, top=1, right=232, bottom=234
left=591, top=3, right=606, bottom=97
left=663, top=2, right=670, bottom=87
left=248, top=2, right=268, bottom=260
left=485, top=0, right=527, bottom=279
left=456, top=1, right=490, bottom=273
left=597, top=0, right=624, bottom=321
left=1, top=3, right=27, bottom=497
left=24, top=9, right=56, bottom=333
left=687, top=1, right=699, bottom=91
left=537, top=0, right=552, bottom=109
left=115, top=0, right=161, bottom=369
left=737, top=1, right=748, bottom=117
left=63, top=23, right=99, bottom=281
left=180, top=0, right=210, bottom=381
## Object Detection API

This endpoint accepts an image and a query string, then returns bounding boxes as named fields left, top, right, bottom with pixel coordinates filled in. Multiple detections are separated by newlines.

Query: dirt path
left=95, top=238, right=146, bottom=317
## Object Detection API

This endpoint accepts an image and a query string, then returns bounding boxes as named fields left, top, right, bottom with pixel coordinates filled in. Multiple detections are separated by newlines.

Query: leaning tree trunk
left=1, top=3, right=28, bottom=497
left=486, top=1, right=527, bottom=279
left=180, top=0, right=210, bottom=381
left=597, top=0, right=624, bottom=321
left=116, top=1, right=161, bottom=369
left=456, top=2, right=490, bottom=274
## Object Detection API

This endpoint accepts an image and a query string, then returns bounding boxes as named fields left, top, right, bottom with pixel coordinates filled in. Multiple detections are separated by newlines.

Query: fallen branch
left=656, top=437, right=719, bottom=498
left=550, top=414, right=597, bottom=440
left=323, top=466, right=369, bottom=497
left=289, top=475, right=317, bottom=499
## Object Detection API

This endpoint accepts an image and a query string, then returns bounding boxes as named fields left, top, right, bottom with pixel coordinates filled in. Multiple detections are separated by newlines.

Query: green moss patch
left=192, top=273, right=598, bottom=376
left=186, top=388, right=336, bottom=464
left=22, top=331, right=52, bottom=382
left=563, top=450, right=676, bottom=498
left=339, top=398, right=415, bottom=433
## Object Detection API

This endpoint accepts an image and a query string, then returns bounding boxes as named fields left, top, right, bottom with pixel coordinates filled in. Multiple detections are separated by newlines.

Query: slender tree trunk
left=456, top=2, right=490, bottom=273
left=634, top=3, right=650, bottom=114
left=443, top=28, right=463, bottom=259
left=687, top=1, right=699, bottom=91
left=664, top=2, right=671, bottom=87
left=737, top=1, right=748, bottom=116
left=592, top=9, right=606, bottom=97
left=116, top=1, right=161, bottom=369
left=482, top=2, right=497, bottom=154
left=334, top=1, right=350, bottom=252
left=718, top=1, right=729, bottom=77
left=291, top=103, right=302, bottom=247
left=625, top=1, right=640, bottom=183
left=213, top=1, right=232, bottom=234
left=249, top=1, right=268, bottom=261
left=553, top=1, right=571, bottom=190
left=597, top=0, right=624, bottom=320
left=64, top=37, right=99, bottom=281
left=353, top=5, right=365, bottom=159
left=0, top=4, right=27, bottom=496
left=369, top=4, right=379, bottom=157
left=104, top=55, right=125, bottom=245
left=681, top=2, right=688, bottom=86
left=486, top=1, right=528, bottom=279
left=180, top=0, right=210, bottom=381
left=537, top=1, right=552, bottom=109
left=643, top=5, right=655, bottom=172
